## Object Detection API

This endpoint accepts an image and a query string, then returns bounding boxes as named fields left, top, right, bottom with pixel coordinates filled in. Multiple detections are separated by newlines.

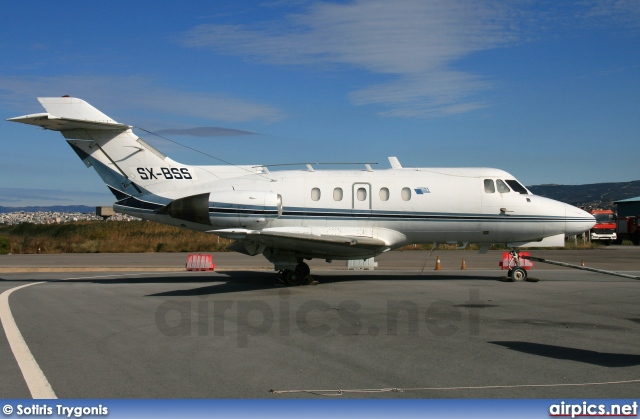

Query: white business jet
left=9, top=97, right=595, bottom=284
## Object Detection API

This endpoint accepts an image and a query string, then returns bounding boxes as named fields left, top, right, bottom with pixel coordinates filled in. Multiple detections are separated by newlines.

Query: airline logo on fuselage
left=134, top=167, right=196, bottom=181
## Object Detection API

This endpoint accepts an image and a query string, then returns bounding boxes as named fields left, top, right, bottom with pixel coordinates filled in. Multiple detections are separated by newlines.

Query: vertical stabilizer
left=8, top=97, right=195, bottom=199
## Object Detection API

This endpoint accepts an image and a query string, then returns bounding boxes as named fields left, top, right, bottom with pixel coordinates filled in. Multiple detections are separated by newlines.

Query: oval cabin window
left=379, top=187, right=390, bottom=201
left=311, top=187, right=321, bottom=201
left=401, top=187, right=411, bottom=201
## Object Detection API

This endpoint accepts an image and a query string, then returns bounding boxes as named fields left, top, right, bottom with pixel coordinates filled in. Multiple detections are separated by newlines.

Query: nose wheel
left=508, top=267, right=527, bottom=281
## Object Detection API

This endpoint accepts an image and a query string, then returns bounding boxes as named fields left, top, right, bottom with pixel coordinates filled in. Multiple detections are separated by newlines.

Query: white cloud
left=579, top=0, right=640, bottom=25
left=0, top=75, right=285, bottom=123
left=181, top=0, right=516, bottom=117
left=349, top=71, right=491, bottom=117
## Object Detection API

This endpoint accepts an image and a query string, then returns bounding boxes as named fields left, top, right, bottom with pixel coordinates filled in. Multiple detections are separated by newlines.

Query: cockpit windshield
left=505, top=179, right=528, bottom=194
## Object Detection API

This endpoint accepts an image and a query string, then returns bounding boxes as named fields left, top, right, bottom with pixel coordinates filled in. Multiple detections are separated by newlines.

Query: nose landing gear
left=506, top=250, right=528, bottom=281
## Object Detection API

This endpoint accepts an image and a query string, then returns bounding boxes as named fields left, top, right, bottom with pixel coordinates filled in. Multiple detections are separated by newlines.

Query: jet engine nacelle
left=162, top=190, right=282, bottom=227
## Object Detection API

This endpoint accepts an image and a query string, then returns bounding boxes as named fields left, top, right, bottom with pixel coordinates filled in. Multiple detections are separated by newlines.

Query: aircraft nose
left=564, top=204, right=596, bottom=236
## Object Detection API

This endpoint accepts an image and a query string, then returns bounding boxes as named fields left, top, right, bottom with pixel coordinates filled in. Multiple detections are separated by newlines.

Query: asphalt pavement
left=0, top=247, right=639, bottom=398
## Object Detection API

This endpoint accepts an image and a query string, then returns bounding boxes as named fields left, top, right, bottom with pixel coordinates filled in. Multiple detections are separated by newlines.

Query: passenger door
left=352, top=183, right=371, bottom=218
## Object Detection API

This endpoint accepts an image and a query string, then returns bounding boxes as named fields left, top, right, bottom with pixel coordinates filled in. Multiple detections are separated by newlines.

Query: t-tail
left=7, top=97, right=260, bottom=210
left=9, top=97, right=201, bottom=201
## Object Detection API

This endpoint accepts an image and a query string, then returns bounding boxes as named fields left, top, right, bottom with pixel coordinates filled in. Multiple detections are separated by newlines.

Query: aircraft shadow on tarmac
left=490, top=341, right=640, bottom=368
left=144, top=271, right=504, bottom=297
left=0, top=271, right=508, bottom=297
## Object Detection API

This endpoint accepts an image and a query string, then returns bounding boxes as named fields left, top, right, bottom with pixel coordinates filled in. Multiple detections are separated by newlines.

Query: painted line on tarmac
left=270, top=378, right=640, bottom=396
left=0, top=271, right=221, bottom=399
left=0, top=282, right=57, bottom=399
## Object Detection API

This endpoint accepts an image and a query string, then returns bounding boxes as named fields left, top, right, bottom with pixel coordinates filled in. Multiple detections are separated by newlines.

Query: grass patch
left=0, top=236, right=9, bottom=254
left=0, top=221, right=231, bottom=254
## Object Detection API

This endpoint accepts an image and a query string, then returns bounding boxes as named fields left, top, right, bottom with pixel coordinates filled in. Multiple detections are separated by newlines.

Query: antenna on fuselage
left=388, top=156, right=402, bottom=169
left=135, top=126, right=273, bottom=181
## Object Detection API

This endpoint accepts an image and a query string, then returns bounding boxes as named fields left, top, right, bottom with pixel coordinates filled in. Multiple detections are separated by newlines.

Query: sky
left=1, top=0, right=639, bottom=206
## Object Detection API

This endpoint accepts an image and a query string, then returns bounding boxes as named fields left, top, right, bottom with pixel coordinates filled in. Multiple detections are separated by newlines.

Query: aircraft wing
left=212, top=228, right=389, bottom=259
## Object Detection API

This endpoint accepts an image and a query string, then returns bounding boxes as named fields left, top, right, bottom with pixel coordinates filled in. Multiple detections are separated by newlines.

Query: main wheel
left=511, top=267, right=527, bottom=281
left=295, top=262, right=310, bottom=279
left=283, top=269, right=302, bottom=286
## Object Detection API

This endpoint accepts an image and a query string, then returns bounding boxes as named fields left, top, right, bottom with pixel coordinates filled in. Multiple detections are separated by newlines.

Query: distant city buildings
left=0, top=211, right=140, bottom=225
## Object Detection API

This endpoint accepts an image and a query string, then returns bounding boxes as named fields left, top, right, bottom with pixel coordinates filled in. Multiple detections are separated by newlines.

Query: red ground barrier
left=499, top=251, right=533, bottom=271
left=186, top=254, right=215, bottom=271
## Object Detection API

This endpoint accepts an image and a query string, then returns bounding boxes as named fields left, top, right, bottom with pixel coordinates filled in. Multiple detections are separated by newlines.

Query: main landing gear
left=506, top=250, right=528, bottom=281
left=276, top=261, right=315, bottom=286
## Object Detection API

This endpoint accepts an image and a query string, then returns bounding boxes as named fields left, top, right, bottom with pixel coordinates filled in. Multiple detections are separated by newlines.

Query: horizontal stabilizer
left=7, top=113, right=130, bottom=131
left=7, top=97, right=130, bottom=131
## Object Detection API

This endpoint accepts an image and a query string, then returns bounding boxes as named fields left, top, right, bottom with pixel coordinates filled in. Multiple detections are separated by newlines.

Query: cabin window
left=357, top=187, right=367, bottom=201
left=379, top=187, right=390, bottom=201
left=496, top=179, right=510, bottom=193
left=311, top=187, right=321, bottom=201
left=505, top=179, right=528, bottom=194
left=401, top=187, right=411, bottom=201
left=333, top=187, right=343, bottom=201
left=484, top=179, right=495, bottom=193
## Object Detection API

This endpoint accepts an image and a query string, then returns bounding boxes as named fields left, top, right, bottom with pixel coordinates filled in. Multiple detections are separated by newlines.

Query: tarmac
left=1, top=247, right=639, bottom=398
left=2, top=246, right=640, bottom=272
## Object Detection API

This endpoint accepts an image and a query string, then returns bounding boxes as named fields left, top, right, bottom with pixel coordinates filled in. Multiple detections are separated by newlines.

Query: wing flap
left=211, top=228, right=388, bottom=259
left=256, top=230, right=386, bottom=248
left=212, top=228, right=385, bottom=247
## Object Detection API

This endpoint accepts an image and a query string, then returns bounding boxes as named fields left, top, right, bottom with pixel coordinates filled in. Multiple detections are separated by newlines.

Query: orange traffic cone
left=460, top=258, right=467, bottom=270
left=581, top=260, right=585, bottom=266
left=434, top=256, right=442, bottom=270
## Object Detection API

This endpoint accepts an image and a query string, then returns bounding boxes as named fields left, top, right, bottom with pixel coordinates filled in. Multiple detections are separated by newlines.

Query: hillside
left=527, top=180, right=640, bottom=209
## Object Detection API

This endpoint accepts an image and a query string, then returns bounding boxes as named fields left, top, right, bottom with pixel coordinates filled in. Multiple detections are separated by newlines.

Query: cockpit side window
left=505, top=179, right=528, bottom=194
left=496, top=179, right=511, bottom=193
left=484, top=179, right=495, bottom=193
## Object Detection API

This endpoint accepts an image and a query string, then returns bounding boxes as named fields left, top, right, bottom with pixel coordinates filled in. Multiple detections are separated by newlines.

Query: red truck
left=588, top=209, right=617, bottom=244
left=615, top=215, right=640, bottom=245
